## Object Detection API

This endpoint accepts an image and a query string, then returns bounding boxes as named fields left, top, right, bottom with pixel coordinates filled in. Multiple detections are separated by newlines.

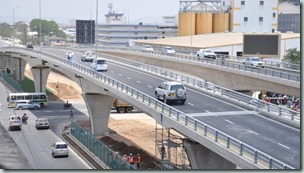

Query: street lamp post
left=39, top=0, right=42, bottom=49
left=12, top=7, right=19, bottom=47
left=95, top=0, right=99, bottom=59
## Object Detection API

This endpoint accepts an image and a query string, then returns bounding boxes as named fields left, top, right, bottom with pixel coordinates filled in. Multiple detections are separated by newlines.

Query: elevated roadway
left=0, top=47, right=300, bottom=169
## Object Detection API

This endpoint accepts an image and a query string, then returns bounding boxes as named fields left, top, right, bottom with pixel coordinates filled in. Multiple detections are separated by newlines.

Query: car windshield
left=170, top=85, right=184, bottom=91
left=38, top=119, right=48, bottom=122
left=144, top=45, right=152, bottom=48
left=205, top=50, right=212, bottom=53
left=97, top=60, right=105, bottom=64
left=251, top=58, right=261, bottom=61
left=166, top=47, right=173, bottom=50
left=56, top=144, right=67, bottom=149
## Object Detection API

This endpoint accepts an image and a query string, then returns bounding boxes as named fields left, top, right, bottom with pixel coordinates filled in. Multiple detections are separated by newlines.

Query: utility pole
left=39, top=0, right=42, bottom=49
left=95, top=0, right=99, bottom=59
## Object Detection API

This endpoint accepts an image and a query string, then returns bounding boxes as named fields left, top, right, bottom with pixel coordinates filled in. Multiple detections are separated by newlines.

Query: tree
left=29, top=19, right=66, bottom=43
left=15, top=22, right=29, bottom=45
left=0, top=23, right=13, bottom=38
left=282, top=48, right=300, bottom=64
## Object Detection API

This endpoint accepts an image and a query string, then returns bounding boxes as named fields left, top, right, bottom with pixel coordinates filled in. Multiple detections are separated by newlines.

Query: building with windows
left=277, top=1, right=300, bottom=33
left=178, top=0, right=279, bottom=36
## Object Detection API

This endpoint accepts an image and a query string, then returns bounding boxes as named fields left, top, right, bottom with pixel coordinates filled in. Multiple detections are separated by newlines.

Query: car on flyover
left=81, top=51, right=95, bottom=62
left=243, top=57, right=264, bottom=68
left=35, top=118, right=50, bottom=129
left=142, top=45, right=154, bottom=52
left=90, top=57, right=108, bottom=72
left=155, top=81, right=187, bottom=104
left=163, top=46, right=176, bottom=54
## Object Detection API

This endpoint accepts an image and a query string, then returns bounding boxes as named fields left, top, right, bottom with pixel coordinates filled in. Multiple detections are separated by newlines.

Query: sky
left=0, top=0, right=180, bottom=25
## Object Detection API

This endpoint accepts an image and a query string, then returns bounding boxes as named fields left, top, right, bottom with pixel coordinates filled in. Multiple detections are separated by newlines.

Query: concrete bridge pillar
left=183, top=139, right=236, bottom=169
left=30, top=67, right=51, bottom=92
left=82, top=93, right=115, bottom=136
left=0, top=56, right=27, bottom=81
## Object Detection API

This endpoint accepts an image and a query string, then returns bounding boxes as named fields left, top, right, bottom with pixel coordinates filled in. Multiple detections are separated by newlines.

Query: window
left=241, top=1, right=245, bottom=5
left=260, top=1, right=264, bottom=5
left=259, top=17, right=263, bottom=22
left=273, top=13, right=276, bottom=17
left=244, top=17, right=248, bottom=22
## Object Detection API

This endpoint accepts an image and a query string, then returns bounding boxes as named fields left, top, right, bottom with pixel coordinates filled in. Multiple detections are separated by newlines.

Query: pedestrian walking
left=136, top=154, right=141, bottom=169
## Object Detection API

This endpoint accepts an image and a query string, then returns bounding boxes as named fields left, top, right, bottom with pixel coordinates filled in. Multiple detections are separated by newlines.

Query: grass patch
left=18, top=77, right=54, bottom=95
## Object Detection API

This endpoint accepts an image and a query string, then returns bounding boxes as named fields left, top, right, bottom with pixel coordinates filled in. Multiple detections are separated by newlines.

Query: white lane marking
left=249, top=130, right=259, bottom=136
left=187, top=102, right=194, bottom=106
left=118, top=74, right=122, bottom=76
left=137, top=81, right=141, bottom=83
left=127, top=77, right=131, bottom=80
left=147, top=85, right=152, bottom=88
left=205, top=110, right=210, bottom=113
left=69, top=147, right=93, bottom=169
left=225, top=119, right=234, bottom=124
left=277, top=143, right=290, bottom=149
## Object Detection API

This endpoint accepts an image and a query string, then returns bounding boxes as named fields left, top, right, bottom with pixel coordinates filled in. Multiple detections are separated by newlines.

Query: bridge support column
left=83, top=93, right=115, bottom=136
left=0, top=56, right=27, bottom=81
left=184, top=139, right=236, bottom=169
left=30, top=67, right=50, bottom=92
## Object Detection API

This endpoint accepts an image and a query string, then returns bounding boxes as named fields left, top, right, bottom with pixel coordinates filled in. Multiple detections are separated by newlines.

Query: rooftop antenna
left=108, top=3, right=113, bottom=14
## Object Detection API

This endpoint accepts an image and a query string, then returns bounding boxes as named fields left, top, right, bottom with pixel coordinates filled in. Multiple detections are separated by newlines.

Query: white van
left=90, top=58, right=108, bottom=72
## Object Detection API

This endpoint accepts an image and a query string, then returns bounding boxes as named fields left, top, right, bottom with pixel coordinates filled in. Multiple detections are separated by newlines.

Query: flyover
left=98, top=48, right=300, bottom=97
left=0, top=47, right=300, bottom=169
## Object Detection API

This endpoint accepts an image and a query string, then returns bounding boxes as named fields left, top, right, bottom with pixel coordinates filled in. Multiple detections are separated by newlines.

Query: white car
left=52, top=142, right=69, bottom=158
left=90, top=58, right=108, bottom=72
left=155, top=81, right=187, bottom=104
left=9, top=115, right=22, bottom=131
left=81, top=51, right=95, bottom=62
left=163, top=46, right=176, bottom=54
left=35, top=118, right=50, bottom=129
left=142, top=45, right=154, bottom=52
left=243, top=57, right=264, bottom=68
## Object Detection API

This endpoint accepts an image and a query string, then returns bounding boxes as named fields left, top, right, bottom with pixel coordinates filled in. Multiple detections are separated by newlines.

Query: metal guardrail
left=98, top=54, right=300, bottom=121
left=0, top=47, right=294, bottom=169
left=100, top=46, right=300, bottom=83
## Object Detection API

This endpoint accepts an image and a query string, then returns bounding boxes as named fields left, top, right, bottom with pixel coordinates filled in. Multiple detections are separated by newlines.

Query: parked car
left=35, top=118, right=50, bottom=129
left=15, top=100, right=41, bottom=110
left=26, top=44, right=34, bottom=49
left=9, top=115, right=22, bottom=131
left=163, top=46, right=176, bottom=54
left=155, top=81, right=187, bottom=104
left=142, top=45, right=154, bottom=51
left=81, top=51, right=95, bottom=62
left=51, top=142, right=69, bottom=158
left=90, top=57, right=108, bottom=72
left=243, top=57, right=264, bottom=68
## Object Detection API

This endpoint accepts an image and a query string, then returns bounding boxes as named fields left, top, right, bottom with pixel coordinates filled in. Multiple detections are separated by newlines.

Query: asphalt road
left=41, top=48, right=300, bottom=168
left=0, top=81, right=90, bottom=169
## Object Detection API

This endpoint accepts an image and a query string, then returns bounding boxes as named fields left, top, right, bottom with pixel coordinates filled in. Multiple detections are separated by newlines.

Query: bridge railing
left=97, top=54, right=300, bottom=121
left=1, top=47, right=294, bottom=169
left=100, top=46, right=300, bottom=83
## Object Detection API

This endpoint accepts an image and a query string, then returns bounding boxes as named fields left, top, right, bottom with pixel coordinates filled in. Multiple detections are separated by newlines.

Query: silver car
left=81, top=51, right=95, bottom=62
left=35, top=118, right=50, bottom=129
left=15, top=100, right=41, bottom=110
left=243, top=57, right=264, bottom=68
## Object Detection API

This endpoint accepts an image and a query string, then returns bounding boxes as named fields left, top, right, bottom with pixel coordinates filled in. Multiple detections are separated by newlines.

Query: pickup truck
left=9, top=115, right=22, bottom=131
left=197, top=49, right=216, bottom=59
left=155, top=81, right=187, bottom=104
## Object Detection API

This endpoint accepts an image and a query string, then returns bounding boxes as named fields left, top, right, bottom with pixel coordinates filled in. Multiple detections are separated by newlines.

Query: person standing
left=122, top=154, right=128, bottom=169
left=136, top=154, right=141, bottom=169
left=129, top=153, right=134, bottom=165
